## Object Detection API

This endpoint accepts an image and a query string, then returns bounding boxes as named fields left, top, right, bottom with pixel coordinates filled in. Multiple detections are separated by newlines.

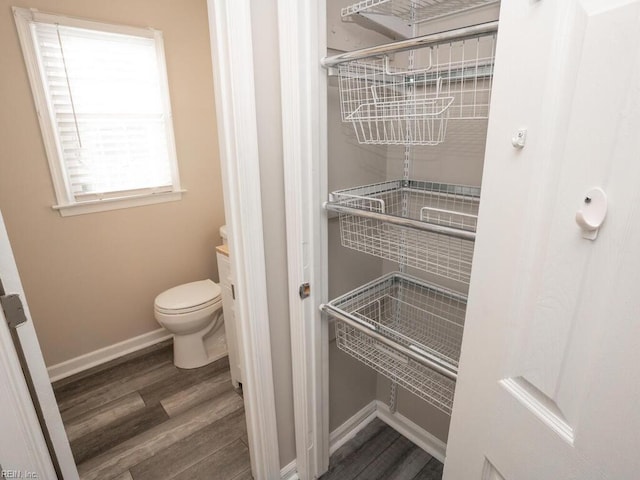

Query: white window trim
left=13, top=7, right=184, bottom=217
left=51, top=190, right=186, bottom=217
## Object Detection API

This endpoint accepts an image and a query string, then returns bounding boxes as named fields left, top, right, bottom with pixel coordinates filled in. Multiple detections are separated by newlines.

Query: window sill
left=52, top=190, right=186, bottom=217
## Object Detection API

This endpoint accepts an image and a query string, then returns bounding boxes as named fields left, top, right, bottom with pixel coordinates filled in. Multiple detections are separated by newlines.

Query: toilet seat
left=155, top=297, right=222, bottom=315
left=154, top=279, right=221, bottom=315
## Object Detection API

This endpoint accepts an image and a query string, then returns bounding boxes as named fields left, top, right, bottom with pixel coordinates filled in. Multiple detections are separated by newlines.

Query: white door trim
left=277, top=0, right=329, bottom=478
left=0, top=308, right=57, bottom=478
left=207, top=1, right=281, bottom=478
left=0, top=209, right=78, bottom=479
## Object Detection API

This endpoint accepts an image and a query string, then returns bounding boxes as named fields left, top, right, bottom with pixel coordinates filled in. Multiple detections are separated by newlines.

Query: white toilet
left=154, top=279, right=227, bottom=369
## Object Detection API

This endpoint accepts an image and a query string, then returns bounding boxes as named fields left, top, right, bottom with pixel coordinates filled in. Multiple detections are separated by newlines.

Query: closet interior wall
left=327, top=0, right=393, bottom=431
left=326, top=0, right=500, bottom=443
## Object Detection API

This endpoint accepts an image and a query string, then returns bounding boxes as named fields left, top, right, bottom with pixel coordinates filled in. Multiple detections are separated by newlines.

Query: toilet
left=154, top=279, right=227, bottom=369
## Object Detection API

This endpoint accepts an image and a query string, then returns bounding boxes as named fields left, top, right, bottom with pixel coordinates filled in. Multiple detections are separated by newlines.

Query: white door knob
left=575, top=187, right=607, bottom=240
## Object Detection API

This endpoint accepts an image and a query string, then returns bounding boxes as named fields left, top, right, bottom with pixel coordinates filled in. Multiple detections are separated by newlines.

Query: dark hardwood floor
left=53, top=341, right=443, bottom=480
left=321, top=418, right=444, bottom=480
left=52, top=341, right=251, bottom=480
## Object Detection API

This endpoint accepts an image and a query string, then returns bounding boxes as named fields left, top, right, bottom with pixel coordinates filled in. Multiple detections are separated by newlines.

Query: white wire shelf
left=322, top=272, right=467, bottom=414
left=327, top=180, right=480, bottom=284
left=341, top=0, right=500, bottom=23
left=338, top=32, right=496, bottom=145
left=347, top=95, right=454, bottom=146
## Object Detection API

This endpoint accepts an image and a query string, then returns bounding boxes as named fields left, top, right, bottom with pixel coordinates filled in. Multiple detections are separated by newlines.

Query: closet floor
left=52, top=340, right=251, bottom=480
left=320, top=418, right=444, bottom=480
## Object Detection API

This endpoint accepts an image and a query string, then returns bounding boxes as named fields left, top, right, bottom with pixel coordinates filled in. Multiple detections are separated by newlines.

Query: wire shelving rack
left=341, top=0, right=500, bottom=24
left=338, top=32, right=496, bottom=145
left=322, top=11, right=497, bottom=413
left=327, top=180, right=480, bottom=284
left=322, top=272, right=466, bottom=415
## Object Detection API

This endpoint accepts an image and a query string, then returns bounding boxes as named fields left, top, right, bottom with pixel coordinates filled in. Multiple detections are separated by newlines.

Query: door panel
left=445, top=1, right=640, bottom=478
left=0, top=303, right=55, bottom=477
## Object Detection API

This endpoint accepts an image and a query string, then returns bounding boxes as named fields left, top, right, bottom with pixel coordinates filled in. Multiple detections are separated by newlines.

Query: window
left=13, top=8, right=183, bottom=216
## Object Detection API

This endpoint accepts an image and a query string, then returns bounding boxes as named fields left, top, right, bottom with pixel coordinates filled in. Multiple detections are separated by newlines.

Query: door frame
left=0, top=2, right=284, bottom=479
left=277, top=0, right=329, bottom=479
left=207, top=1, right=282, bottom=478
left=209, top=1, right=332, bottom=478
left=277, top=0, right=330, bottom=479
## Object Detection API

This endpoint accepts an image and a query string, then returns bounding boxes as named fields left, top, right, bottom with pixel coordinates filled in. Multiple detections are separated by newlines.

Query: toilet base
left=173, top=324, right=228, bottom=369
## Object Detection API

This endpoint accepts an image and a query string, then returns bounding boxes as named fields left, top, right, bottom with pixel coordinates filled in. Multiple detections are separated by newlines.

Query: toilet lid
left=154, top=279, right=221, bottom=312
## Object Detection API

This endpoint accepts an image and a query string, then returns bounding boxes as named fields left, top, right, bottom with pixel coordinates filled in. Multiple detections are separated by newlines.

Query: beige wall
left=0, top=0, right=224, bottom=366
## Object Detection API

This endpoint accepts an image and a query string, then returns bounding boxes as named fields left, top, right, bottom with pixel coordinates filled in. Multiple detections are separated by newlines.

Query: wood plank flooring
left=52, top=341, right=251, bottom=480
left=320, top=418, right=444, bottom=480
left=54, top=341, right=444, bottom=480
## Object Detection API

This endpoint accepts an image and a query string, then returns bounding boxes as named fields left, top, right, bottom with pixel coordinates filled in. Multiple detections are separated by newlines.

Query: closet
left=321, top=0, right=500, bottom=447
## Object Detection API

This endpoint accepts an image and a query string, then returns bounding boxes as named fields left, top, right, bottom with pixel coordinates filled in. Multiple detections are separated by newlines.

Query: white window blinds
left=31, top=22, right=175, bottom=200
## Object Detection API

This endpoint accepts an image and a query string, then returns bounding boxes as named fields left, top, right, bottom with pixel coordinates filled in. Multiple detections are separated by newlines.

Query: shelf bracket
left=389, top=381, right=398, bottom=413
left=349, top=12, right=412, bottom=40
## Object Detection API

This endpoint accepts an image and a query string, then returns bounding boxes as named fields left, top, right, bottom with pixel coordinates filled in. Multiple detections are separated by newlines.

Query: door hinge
left=231, top=284, right=235, bottom=300
left=299, top=282, right=311, bottom=299
left=0, top=294, right=28, bottom=329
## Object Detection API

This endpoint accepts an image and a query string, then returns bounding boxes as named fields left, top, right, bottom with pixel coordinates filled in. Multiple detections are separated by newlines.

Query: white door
left=445, top=1, right=640, bottom=478
left=0, top=210, right=78, bottom=479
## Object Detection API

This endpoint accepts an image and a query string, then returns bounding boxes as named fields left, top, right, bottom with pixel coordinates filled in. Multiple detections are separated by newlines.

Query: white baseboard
left=281, top=399, right=447, bottom=479
left=280, top=459, right=299, bottom=480
left=47, top=328, right=172, bottom=383
left=375, top=400, right=447, bottom=463
left=329, top=400, right=378, bottom=455
left=281, top=401, right=377, bottom=480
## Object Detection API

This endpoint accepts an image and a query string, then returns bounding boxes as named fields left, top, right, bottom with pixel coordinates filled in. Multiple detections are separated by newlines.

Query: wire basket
left=329, top=180, right=480, bottom=284
left=328, top=272, right=467, bottom=414
left=341, top=0, right=500, bottom=23
left=338, top=32, right=496, bottom=145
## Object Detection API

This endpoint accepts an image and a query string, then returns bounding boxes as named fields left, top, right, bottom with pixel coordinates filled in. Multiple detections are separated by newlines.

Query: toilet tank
left=219, top=225, right=228, bottom=245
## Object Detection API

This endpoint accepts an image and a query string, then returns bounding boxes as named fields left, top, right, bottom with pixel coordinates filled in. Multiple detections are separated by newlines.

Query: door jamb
left=207, top=1, right=282, bottom=478
left=277, top=0, right=329, bottom=479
